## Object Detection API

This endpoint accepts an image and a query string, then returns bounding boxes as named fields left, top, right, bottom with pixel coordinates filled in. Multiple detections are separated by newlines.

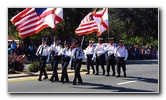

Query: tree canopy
left=8, top=8, right=158, bottom=48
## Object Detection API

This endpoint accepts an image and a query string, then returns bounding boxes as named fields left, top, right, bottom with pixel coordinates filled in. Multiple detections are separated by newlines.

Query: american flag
left=11, top=8, right=63, bottom=38
left=75, top=12, right=98, bottom=36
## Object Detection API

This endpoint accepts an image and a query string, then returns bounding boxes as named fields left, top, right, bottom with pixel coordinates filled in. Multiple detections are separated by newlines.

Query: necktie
left=74, top=48, right=77, bottom=59
left=40, top=46, right=44, bottom=56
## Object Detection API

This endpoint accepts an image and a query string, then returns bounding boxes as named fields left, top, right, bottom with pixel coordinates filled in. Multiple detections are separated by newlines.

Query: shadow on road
left=126, top=60, right=158, bottom=65
left=72, top=82, right=155, bottom=93
left=124, top=76, right=158, bottom=84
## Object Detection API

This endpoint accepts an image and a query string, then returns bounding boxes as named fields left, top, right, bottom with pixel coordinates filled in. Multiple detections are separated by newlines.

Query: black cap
left=74, top=39, right=80, bottom=44
left=42, top=38, right=47, bottom=42
left=119, top=39, right=124, bottom=43
left=89, top=40, right=94, bottom=43
left=64, top=41, right=69, bottom=45
left=109, top=37, right=114, bottom=40
left=98, top=38, right=103, bottom=41
left=54, top=37, right=60, bottom=41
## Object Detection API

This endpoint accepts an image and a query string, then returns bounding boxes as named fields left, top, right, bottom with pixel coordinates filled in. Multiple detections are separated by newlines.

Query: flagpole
left=107, top=8, right=110, bottom=42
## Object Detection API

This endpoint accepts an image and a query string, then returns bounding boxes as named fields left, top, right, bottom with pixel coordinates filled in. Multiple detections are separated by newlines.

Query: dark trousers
left=38, top=57, right=48, bottom=80
left=50, top=56, right=60, bottom=81
left=73, top=59, right=83, bottom=84
left=86, top=54, right=95, bottom=73
left=117, top=57, right=126, bottom=75
left=107, top=55, right=115, bottom=74
left=61, top=57, right=70, bottom=83
left=96, top=54, right=105, bottom=74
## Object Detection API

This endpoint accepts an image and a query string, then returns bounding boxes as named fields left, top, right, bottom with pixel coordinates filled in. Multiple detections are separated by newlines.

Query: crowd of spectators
left=8, top=40, right=39, bottom=62
left=127, top=45, right=158, bottom=60
left=8, top=40, right=158, bottom=63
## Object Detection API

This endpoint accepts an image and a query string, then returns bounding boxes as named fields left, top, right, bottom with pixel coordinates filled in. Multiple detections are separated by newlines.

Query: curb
left=8, top=68, right=87, bottom=79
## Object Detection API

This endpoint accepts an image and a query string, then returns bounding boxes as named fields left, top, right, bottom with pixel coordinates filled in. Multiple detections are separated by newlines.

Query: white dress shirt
left=36, top=44, right=50, bottom=62
left=48, top=43, right=62, bottom=56
left=105, top=43, right=116, bottom=55
left=94, top=43, right=106, bottom=54
left=86, top=45, right=95, bottom=55
left=72, top=47, right=84, bottom=60
left=115, top=45, right=128, bottom=60
left=58, top=47, right=72, bottom=57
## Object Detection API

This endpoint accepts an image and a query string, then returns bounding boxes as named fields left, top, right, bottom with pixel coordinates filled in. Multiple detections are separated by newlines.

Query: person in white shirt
left=85, top=40, right=95, bottom=74
left=105, top=38, right=116, bottom=76
left=58, top=41, right=72, bottom=84
left=94, top=38, right=106, bottom=75
left=72, top=39, right=84, bottom=85
left=48, top=37, right=62, bottom=82
left=115, top=39, right=128, bottom=77
left=36, top=38, right=50, bottom=81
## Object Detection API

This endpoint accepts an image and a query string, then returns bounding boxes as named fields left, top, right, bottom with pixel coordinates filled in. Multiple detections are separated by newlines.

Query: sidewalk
left=8, top=64, right=87, bottom=79
left=8, top=59, right=158, bottom=79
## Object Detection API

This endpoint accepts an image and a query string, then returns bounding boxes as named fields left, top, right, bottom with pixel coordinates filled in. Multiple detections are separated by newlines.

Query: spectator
left=11, top=40, right=17, bottom=56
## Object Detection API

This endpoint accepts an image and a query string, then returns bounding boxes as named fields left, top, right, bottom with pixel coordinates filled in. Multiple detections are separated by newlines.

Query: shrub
left=28, top=61, right=40, bottom=72
left=45, top=64, right=52, bottom=71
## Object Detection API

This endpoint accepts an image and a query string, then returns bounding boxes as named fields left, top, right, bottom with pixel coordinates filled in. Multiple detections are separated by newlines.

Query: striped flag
left=93, top=8, right=109, bottom=36
left=75, top=12, right=98, bottom=36
left=11, top=8, right=63, bottom=38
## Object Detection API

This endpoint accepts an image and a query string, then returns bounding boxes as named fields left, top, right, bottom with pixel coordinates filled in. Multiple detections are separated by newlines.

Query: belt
left=117, top=57, right=125, bottom=60
left=97, top=53, right=104, bottom=56
left=108, top=53, right=114, bottom=56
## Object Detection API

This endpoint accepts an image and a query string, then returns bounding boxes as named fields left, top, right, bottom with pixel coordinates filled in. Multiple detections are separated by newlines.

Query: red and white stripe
left=11, top=8, right=48, bottom=38
left=75, top=12, right=98, bottom=36
left=11, top=8, right=63, bottom=38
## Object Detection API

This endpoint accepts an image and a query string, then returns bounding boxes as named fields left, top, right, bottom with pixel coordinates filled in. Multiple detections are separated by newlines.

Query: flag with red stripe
left=11, top=8, right=63, bottom=38
left=75, top=12, right=98, bottom=36
left=93, top=8, right=109, bottom=36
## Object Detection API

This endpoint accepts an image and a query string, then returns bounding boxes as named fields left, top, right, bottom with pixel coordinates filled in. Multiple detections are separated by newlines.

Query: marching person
left=115, top=39, right=128, bottom=77
left=94, top=38, right=106, bottom=75
left=48, top=37, right=62, bottom=82
left=36, top=38, right=50, bottom=81
left=72, top=39, right=84, bottom=85
left=105, top=37, right=116, bottom=76
left=58, top=41, right=72, bottom=84
left=85, top=40, right=95, bottom=74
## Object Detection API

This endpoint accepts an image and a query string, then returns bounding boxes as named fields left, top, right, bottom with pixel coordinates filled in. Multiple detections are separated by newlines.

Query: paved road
left=8, top=60, right=159, bottom=93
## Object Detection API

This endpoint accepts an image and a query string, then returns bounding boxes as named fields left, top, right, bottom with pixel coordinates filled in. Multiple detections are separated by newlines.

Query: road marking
left=117, top=81, right=137, bottom=85
left=117, top=78, right=146, bottom=85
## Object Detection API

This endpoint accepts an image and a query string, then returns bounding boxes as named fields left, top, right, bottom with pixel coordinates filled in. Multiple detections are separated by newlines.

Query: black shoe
left=38, top=79, right=42, bottom=81
left=124, top=72, right=126, bottom=77
left=103, top=70, right=105, bottom=75
left=116, top=75, right=121, bottom=77
left=78, top=82, right=83, bottom=84
left=106, top=74, right=110, bottom=76
left=93, top=70, right=95, bottom=74
left=54, top=79, right=59, bottom=81
left=65, top=80, right=69, bottom=82
left=112, top=73, right=115, bottom=76
left=49, top=79, right=54, bottom=82
left=43, top=77, right=48, bottom=80
left=86, top=72, right=90, bottom=75
left=95, top=73, right=99, bottom=75
left=73, top=83, right=76, bottom=85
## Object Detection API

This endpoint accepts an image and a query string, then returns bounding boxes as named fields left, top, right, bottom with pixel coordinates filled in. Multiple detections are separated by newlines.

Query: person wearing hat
left=71, top=39, right=84, bottom=85
left=105, top=37, right=116, bottom=76
left=115, top=39, right=128, bottom=77
left=85, top=40, right=95, bottom=74
left=36, top=38, right=50, bottom=81
left=94, top=38, right=106, bottom=75
left=58, top=41, right=72, bottom=84
left=48, top=37, right=62, bottom=82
